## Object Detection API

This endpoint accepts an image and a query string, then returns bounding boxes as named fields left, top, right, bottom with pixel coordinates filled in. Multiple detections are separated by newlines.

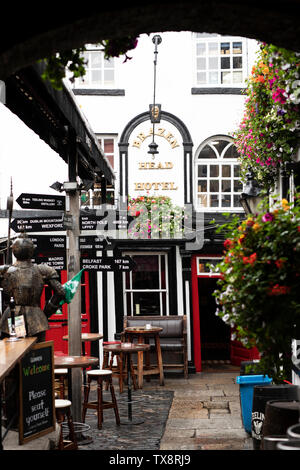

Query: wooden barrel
left=251, top=384, right=300, bottom=450
left=262, top=400, right=300, bottom=444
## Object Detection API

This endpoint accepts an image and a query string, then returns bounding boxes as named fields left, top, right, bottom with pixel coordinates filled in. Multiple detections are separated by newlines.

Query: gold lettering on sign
left=132, top=140, right=141, bottom=148
left=137, top=132, right=147, bottom=142
left=138, top=162, right=174, bottom=170
left=131, top=128, right=180, bottom=149
left=134, top=182, right=178, bottom=191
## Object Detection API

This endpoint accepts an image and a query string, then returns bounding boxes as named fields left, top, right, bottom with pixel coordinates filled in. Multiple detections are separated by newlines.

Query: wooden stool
left=54, top=369, right=68, bottom=399
left=102, top=341, right=124, bottom=392
left=102, top=342, right=137, bottom=393
left=82, top=369, right=120, bottom=429
left=55, top=399, right=78, bottom=450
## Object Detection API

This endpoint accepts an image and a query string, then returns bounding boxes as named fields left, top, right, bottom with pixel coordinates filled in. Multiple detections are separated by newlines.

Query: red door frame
left=191, top=254, right=222, bottom=372
left=191, top=254, right=259, bottom=371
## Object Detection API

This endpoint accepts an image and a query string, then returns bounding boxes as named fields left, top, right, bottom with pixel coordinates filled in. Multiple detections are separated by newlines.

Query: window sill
left=191, top=87, right=245, bottom=95
left=73, top=89, right=125, bottom=96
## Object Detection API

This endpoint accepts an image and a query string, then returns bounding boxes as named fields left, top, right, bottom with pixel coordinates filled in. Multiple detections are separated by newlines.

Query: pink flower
left=272, top=88, right=287, bottom=104
left=262, top=212, right=274, bottom=222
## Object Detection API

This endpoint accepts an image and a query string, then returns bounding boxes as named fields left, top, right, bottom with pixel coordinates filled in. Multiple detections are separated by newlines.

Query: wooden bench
left=123, top=315, right=188, bottom=379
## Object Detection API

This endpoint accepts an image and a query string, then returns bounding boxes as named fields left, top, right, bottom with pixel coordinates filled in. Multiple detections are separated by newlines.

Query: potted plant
left=212, top=194, right=300, bottom=384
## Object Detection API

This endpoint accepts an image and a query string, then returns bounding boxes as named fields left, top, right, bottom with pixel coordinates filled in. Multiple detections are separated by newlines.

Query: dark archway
left=1, top=1, right=300, bottom=79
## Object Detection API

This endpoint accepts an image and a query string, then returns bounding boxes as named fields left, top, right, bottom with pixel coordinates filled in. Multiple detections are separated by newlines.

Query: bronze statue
left=0, top=234, right=65, bottom=342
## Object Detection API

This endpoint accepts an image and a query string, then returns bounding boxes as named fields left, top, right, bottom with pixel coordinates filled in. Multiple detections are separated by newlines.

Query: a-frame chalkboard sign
left=19, top=341, right=55, bottom=444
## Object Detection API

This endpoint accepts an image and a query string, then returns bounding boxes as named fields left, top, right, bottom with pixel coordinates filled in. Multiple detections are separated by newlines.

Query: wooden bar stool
left=55, top=399, right=78, bottom=450
left=82, top=369, right=120, bottom=429
left=102, top=342, right=137, bottom=393
left=54, top=368, right=68, bottom=399
left=102, top=341, right=125, bottom=392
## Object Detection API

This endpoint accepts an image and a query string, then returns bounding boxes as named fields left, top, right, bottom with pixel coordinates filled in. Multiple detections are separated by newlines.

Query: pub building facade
left=47, top=31, right=261, bottom=373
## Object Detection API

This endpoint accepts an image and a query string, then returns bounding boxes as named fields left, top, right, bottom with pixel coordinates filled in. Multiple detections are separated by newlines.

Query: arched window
left=195, top=136, right=243, bottom=211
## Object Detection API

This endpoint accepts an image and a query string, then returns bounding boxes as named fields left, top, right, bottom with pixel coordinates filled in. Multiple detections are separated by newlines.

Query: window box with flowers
left=127, top=195, right=185, bottom=239
left=234, top=43, right=300, bottom=191
left=212, top=194, right=300, bottom=383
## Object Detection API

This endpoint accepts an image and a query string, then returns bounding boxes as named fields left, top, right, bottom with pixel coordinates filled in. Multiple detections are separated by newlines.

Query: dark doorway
left=198, top=277, right=231, bottom=361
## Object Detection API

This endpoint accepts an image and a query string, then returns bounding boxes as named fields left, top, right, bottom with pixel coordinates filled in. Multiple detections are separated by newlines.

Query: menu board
left=19, top=341, right=55, bottom=444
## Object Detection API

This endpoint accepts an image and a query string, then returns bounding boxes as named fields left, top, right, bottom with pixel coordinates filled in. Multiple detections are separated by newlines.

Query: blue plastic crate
left=236, top=375, right=272, bottom=433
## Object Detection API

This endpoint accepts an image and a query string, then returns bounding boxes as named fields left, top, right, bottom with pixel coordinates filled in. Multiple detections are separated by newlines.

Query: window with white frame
left=123, top=253, right=169, bottom=316
left=76, top=46, right=115, bottom=87
left=93, top=135, right=116, bottom=205
left=194, top=33, right=246, bottom=86
left=197, top=257, right=222, bottom=276
left=195, top=136, right=243, bottom=211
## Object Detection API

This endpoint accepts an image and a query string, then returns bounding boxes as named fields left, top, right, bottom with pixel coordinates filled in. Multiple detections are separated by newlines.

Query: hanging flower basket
left=234, top=43, right=300, bottom=190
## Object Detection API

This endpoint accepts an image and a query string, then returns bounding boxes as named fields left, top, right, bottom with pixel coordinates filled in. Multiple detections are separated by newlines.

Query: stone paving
left=78, top=388, right=174, bottom=451
left=77, top=367, right=253, bottom=451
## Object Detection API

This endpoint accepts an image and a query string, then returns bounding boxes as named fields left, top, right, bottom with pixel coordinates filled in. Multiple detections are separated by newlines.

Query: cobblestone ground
left=77, top=388, right=174, bottom=450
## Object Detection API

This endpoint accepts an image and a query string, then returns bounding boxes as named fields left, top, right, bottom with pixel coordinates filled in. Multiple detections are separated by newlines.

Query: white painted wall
left=72, top=32, right=259, bottom=204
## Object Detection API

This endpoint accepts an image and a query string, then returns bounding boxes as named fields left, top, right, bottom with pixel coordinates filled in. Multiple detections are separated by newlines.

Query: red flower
left=275, top=259, right=285, bottom=269
left=267, top=284, right=291, bottom=296
left=224, top=239, right=233, bottom=250
left=242, top=253, right=257, bottom=264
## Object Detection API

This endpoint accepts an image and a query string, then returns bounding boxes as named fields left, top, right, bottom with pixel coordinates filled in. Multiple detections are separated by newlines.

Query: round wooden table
left=103, top=343, right=150, bottom=425
left=62, top=333, right=103, bottom=384
left=63, top=333, right=103, bottom=355
left=54, top=355, right=99, bottom=401
left=124, top=326, right=165, bottom=388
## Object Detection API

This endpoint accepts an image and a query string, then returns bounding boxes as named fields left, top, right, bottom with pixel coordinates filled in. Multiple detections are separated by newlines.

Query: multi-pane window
left=123, top=253, right=169, bottom=316
left=98, top=137, right=115, bottom=169
left=195, top=34, right=245, bottom=86
left=76, top=48, right=114, bottom=87
left=196, top=137, right=243, bottom=211
left=94, top=136, right=116, bottom=205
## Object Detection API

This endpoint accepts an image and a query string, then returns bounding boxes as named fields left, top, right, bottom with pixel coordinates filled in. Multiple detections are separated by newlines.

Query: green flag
left=60, top=269, right=84, bottom=305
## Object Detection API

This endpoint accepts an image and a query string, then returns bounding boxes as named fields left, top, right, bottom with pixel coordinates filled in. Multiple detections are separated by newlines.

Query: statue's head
left=12, top=233, right=34, bottom=260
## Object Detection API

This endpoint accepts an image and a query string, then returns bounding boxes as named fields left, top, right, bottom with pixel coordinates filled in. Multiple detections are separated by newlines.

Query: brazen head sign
left=128, top=121, right=184, bottom=207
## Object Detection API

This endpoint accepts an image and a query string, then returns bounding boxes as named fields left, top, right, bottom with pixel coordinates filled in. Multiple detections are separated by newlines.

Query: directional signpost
left=28, top=235, right=67, bottom=270
left=79, top=236, right=108, bottom=251
left=80, top=210, right=131, bottom=231
left=80, top=255, right=135, bottom=272
left=11, top=216, right=65, bottom=233
left=16, top=193, right=65, bottom=210
left=28, top=235, right=66, bottom=252
left=9, top=193, right=134, bottom=271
